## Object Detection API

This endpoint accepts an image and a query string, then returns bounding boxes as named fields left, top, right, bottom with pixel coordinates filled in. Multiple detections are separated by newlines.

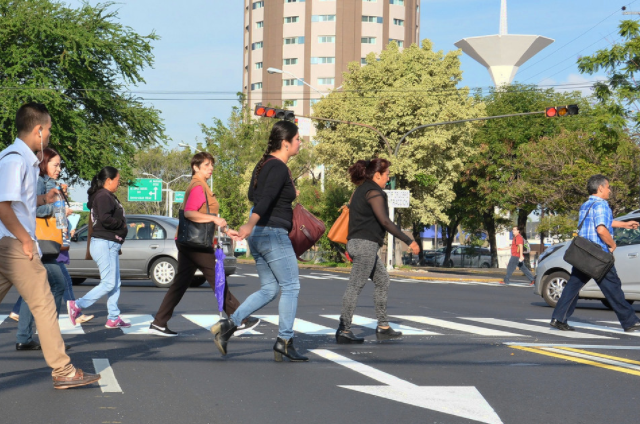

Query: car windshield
left=614, top=218, right=640, bottom=246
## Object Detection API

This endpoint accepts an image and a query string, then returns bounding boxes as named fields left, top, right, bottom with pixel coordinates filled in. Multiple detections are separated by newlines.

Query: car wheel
left=191, top=277, right=207, bottom=287
left=600, top=299, right=635, bottom=310
left=481, top=262, right=490, bottom=268
left=71, top=278, right=86, bottom=286
left=150, top=257, right=178, bottom=288
left=542, top=271, right=570, bottom=308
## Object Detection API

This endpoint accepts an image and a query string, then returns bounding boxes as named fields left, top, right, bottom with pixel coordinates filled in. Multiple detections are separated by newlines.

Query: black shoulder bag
left=563, top=202, right=615, bottom=282
left=176, top=184, right=216, bottom=249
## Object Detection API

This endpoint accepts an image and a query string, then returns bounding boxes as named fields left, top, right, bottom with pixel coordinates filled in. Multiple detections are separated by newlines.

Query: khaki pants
left=0, top=238, right=75, bottom=378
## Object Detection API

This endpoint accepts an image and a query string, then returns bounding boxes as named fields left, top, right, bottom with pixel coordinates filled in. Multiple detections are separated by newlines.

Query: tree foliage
left=0, top=0, right=165, bottom=182
left=313, top=40, right=485, bottom=226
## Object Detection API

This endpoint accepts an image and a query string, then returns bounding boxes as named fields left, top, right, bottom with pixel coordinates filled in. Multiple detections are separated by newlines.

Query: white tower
left=454, top=0, right=554, bottom=87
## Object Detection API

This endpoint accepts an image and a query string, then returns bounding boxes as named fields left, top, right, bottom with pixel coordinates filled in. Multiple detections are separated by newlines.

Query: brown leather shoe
left=53, top=369, right=101, bottom=390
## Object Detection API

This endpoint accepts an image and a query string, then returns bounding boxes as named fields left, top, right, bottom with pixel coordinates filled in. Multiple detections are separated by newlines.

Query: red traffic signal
left=545, top=104, right=579, bottom=118
left=254, top=105, right=295, bottom=121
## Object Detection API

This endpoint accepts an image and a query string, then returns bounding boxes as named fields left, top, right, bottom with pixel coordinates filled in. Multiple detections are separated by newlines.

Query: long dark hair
left=38, top=147, right=60, bottom=177
left=253, top=120, right=299, bottom=188
left=87, top=166, right=119, bottom=197
left=348, top=158, right=390, bottom=185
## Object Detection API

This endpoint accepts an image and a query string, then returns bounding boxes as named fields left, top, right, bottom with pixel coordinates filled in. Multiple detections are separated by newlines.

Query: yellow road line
left=510, top=345, right=640, bottom=377
left=554, top=347, right=640, bottom=366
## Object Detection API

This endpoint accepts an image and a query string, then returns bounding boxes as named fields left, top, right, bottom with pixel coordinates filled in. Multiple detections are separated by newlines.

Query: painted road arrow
left=311, top=349, right=502, bottom=424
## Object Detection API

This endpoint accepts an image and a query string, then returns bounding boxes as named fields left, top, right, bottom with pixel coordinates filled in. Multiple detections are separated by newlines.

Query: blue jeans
left=230, top=226, right=300, bottom=340
left=552, top=265, right=640, bottom=329
left=76, top=238, right=122, bottom=320
left=16, top=260, right=66, bottom=344
left=59, top=262, right=75, bottom=302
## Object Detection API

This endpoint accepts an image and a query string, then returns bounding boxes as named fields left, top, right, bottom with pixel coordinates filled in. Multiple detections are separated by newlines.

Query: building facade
left=243, top=0, right=420, bottom=118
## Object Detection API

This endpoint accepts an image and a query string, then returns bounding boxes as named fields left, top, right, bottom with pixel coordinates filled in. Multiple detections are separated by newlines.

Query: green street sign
left=173, top=191, right=185, bottom=203
left=82, top=203, right=89, bottom=212
left=128, top=178, right=163, bottom=202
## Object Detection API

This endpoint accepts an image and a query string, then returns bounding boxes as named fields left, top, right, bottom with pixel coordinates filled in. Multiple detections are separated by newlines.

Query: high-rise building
left=243, top=0, right=420, bottom=118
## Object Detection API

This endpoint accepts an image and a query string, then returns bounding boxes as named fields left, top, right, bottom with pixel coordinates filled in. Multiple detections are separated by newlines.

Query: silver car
left=533, top=210, right=640, bottom=308
left=436, top=246, right=492, bottom=268
left=68, top=214, right=237, bottom=288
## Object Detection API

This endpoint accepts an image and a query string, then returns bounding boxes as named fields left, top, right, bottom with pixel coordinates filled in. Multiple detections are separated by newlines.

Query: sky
left=65, top=0, right=635, bottom=201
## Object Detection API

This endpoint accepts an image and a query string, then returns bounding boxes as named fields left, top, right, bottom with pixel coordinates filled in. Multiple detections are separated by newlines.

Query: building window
left=255, top=62, right=263, bottom=69
left=251, top=41, right=263, bottom=50
left=310, top=99, right=320, bottom=106
left=362, top=16, right=383, bottom=23
left=318, top=77, right=335, bottom=85
left=252, top=1, right=264, bottom=10
left=286, top=0, right=305, bottom=2
left=311, top=15, right=336, bottom=22
left=256, top=21, right=264, bottom=29
left=361, top=37, right=376, bottom=44
left=283, top=58, right=299, bottom=65
left=389, top=39, right=404, bottom=47
left=251, top=82, right=262, bottom=90
left=284, top=36, right=305, bottom=45
left=256, top=102, right=262, bottom=106
left=389, top=0, right=404, bottom=4
left=284, top=16, right=299, bottom=24
left=361, top=58, right=367, bottom=65
left=283, top=79, right=303, bottom=87
left=284, top=100, right=298, bottom=107
left=318, top=35, right=336, bottom=43
left=310, top=57, right=335, bottom=64
left=393, top=18, right=404, bottom=26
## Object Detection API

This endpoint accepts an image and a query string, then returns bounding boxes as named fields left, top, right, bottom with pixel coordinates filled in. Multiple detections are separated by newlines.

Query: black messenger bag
left=176, top=186, right=216, bottom=249
left=563, top=202, right=615, bottom=282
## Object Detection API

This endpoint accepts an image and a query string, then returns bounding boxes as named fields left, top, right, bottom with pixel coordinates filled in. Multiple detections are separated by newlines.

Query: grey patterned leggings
left=340, top=238, right=390, bottom=331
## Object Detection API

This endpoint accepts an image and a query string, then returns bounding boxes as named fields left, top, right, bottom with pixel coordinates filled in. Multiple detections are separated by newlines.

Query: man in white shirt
left=0, top=102, right=100, bottom=389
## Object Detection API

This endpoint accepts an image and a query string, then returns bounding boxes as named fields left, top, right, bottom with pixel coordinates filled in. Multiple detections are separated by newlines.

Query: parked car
left=402, top=252, right=419, bottom=265
left=533, top=209, right=640, bottom=308
left=67, top=214, right=237, bottom=288
left=421, top=248, right=445, bottom=266
left=436, top=246, right=492, bottom=268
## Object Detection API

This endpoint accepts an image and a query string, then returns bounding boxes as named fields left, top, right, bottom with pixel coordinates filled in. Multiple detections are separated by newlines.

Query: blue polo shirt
left=578, top=196, right=613, bottom=253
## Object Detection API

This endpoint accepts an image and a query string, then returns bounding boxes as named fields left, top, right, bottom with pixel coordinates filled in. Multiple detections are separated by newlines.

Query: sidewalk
left=236, top=259, right=530, bottom=283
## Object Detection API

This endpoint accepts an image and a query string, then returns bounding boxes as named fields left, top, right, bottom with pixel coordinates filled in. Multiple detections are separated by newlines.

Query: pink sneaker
left=105, top=317, right=131, bottom=329
left=67, top=300, right=81, bottom=326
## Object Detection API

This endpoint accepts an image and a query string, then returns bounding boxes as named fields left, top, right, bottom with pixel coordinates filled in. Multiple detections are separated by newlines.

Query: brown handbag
left=328, top=192, right=354, bottom=245
left=289, top=203, right=326, bottom=259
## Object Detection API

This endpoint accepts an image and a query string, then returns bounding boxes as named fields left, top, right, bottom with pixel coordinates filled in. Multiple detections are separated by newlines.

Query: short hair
left=39, top=147, right=60, bottom=177
left=190, top=152, right=215, bottom=175
left=587, top=174, right=609, bottom=195
left=16, top=102, right=50, bottom=135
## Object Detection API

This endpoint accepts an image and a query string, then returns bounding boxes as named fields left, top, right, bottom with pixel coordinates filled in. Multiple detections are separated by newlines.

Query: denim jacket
left=36, top=175, right=58, bottom=218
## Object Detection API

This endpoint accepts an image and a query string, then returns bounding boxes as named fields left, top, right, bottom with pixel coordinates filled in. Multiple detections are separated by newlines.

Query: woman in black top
left=211, top=120, right=308, bottom=362
left=336, top=159, right=420, bottom=344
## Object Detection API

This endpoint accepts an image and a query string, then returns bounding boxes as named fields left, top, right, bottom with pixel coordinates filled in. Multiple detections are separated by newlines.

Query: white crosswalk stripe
left=36, top=314, right=84, bottom=335
left=254, top=315, right=335, bottom=335
left=392, top=315, right=525, bottom=337
left=461, top=317, right=615, bottom=339
left=0, top=315, right=8, bottom=325
left=119, top=314, right=155, bottom=335
left=183, top=314, right=263, bottom=335
left=529, top=319, right=640, bottom=337
left=322, top=314, right=438, bottom=335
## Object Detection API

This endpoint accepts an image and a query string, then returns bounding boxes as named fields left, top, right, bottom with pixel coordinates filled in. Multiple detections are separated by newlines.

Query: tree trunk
left=440, top=218, right=460, bottom=268
left=412, top=221, right=423, bottom=263
left=539, top=208, right=546, bottom=248
left=517, top=208, right=530, bottom=234
left=483, top=210, right=498, bottom=268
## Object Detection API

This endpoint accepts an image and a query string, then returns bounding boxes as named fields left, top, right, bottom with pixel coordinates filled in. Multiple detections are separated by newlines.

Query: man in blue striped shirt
left=551, top=174, right=640, bottom=332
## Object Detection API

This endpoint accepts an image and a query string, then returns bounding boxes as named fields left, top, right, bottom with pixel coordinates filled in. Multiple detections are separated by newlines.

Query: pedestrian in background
left=550, top=174, right=640, bottom=332
left=211, top=120, right=307, bottom=362
left=336, top=159, right=420, bottom=344
left=149, top=152, right=259, bottom=337
left=0, top=102, right=100, bottom=389
left=67, top=166, right=131, bottom=329
left=501, top=226, right=535, bottom=286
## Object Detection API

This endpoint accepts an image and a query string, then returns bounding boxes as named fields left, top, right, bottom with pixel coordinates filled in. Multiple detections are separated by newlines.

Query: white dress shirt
left=0, top=138, right=41, bottom=242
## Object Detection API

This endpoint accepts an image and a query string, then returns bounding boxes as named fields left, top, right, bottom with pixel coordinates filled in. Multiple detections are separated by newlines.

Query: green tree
left=536, top=214, right=578, bottom=243
left=0, top=0, right=165, bottom=182
left=313, top=40, right=485, bottom=228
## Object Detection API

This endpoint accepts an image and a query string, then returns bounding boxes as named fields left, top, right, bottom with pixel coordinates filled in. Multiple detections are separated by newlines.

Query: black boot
left=273, top=337, right=308, bottom=362
left=336, top=328, right=365, bottom=344
left=376, top=326, right=403, bottom=340
left=210, top=318, right=237, bottom=355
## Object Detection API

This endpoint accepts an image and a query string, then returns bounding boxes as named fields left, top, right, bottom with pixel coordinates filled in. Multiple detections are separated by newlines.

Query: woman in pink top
left=148, top=152, right=260, bottom=337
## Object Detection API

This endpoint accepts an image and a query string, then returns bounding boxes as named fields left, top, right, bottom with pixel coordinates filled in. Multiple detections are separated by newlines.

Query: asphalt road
left=2, top=264, right=640, bottom=424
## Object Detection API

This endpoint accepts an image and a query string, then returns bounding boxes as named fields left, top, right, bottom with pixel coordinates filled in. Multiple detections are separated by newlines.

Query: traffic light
left=545, top=104, right=579, bottom=118
left=254, top=105, right=295, bottom=121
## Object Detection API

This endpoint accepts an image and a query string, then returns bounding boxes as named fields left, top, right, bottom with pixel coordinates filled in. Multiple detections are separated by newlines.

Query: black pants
left=153, top=243, right=240, bottom=327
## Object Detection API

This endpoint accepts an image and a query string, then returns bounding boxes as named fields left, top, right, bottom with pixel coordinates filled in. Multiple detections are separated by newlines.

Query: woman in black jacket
left=336, top=159, right=420, bottom=344
left=67, top=167, right=131, bottom=329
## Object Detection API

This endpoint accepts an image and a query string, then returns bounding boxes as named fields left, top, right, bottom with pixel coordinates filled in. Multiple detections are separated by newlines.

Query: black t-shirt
left=248, top=156, right=297, bottom=231
left=348, top=179, right=412, bottom=247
